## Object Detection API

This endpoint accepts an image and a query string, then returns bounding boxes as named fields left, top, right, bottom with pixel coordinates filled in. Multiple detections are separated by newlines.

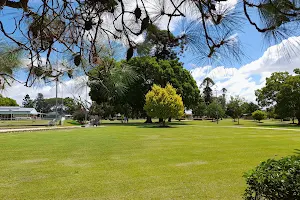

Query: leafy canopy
left=226, top=96, right=245, bottom=124
left=0, top=95, right=18, bottom=106
left=206, top=100, right=225, bottom=119
left=256, top=69, right=300, bottom=124
left=252, top=110, right=267, bottom=122
left=144, top=84, right=184, bottom=122
left=244, top=155, right=300, bottom=200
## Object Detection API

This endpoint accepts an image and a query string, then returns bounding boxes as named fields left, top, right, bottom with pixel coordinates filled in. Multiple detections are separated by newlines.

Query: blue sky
left=1, top=0, right=300, bottom=104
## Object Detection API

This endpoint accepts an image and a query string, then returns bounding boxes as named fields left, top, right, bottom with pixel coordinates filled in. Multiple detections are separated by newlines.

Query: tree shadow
left=100, top=120, right=189, bottom=128
left=257, top=123, right=300, bottom=128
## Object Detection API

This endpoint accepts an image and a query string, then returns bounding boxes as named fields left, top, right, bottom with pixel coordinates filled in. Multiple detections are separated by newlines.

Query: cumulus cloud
left=191, top=36, right=300, bottom=102
left=2, top=76, right=91, bottom=105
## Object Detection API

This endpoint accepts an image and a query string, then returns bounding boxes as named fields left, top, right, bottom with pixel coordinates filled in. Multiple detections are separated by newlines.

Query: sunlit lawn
left=0, top=120, right=299, bottom=199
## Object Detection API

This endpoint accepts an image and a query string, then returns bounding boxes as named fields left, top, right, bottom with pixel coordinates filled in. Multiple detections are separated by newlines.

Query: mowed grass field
left=0, top=120, right=300, bottom=199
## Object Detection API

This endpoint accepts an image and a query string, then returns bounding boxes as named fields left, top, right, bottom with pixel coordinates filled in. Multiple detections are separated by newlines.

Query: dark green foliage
left=22, top=94, right=34, bottom=108
left=201, top=77, right=215, bottom=105
left=34, top=93, right=47, bottom=113
left=244, top=155, right=300, bottom=200
left=226, top=96, right=245, bottom=124
left=193, top=99, right=207, bottom=117
left=256, top=69, right=300, bottom=124
left=89, top=57, right=200, bottom=119
left=123, top=57, right=200, bottom=115
left=243, top=102, right=260, bottom=114
left=206, top=101, right=225, bottom=119
left=137, top=25, right=185, bottom=61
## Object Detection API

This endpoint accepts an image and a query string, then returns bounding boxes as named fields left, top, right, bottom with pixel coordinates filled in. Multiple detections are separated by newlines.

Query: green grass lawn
left=0, top=120, right=299, bottom=199
left=0, top=119, right=80, bottom=129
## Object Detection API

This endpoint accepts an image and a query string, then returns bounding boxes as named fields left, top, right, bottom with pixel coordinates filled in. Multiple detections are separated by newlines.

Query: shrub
left=144, top=84, right=184, bottom=126
left=73, top=109, right=87, bottom=124
left=252, top=110, right=267, bottom=122
left=244, top=155, right=300, bottom=200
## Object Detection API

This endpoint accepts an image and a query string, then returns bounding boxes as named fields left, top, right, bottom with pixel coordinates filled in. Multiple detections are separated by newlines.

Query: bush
left=252, top=110, right=266, bottom=122
left=244, top=155, right=300, bottom=200
left=144, top=84, right=184, bottom=126
left=73, top=109, right=87, bottom=124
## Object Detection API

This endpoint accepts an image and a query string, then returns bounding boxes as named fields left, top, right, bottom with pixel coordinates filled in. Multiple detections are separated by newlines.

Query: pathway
left=0, top=126, right=81, bottom=133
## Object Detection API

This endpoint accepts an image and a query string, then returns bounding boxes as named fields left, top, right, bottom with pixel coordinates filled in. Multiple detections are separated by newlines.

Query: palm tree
left=88, top=60, right=138, bottom=102
left=201, top=77, right=215, bottom=105
left=0, top=44, right=22, bottom=89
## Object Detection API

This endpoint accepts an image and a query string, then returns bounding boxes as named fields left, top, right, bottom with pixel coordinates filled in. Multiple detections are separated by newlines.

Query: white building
left=0, top=106, right=38, bottom=120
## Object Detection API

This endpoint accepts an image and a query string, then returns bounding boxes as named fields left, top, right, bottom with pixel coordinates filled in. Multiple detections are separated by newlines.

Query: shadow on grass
left=257, top=123, right=300, bottom=128
left=101, top=121, right=189, bottom=128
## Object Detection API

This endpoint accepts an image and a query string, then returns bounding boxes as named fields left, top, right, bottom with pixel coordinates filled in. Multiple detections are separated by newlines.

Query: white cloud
left=191, top=36, right=300, bottom=102
left=1, top=76, right=91, bottom=105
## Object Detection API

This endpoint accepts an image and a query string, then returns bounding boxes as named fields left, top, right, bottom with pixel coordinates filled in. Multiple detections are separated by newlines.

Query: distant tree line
left=22, top=93, right=81, bottom=115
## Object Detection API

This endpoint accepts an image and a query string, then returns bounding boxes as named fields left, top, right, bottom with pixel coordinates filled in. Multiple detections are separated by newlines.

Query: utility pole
left=55, top=78, right=58, bottom=121
left=55, top=51, right=59, bottom=122
left=215, top=88, right=219, bottom=124
left=84, top=83, right=88, bottom=124
left=61, top=84, right=64, bottom=114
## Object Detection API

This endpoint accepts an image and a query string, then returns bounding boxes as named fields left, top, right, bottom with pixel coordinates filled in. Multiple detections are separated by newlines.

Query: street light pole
left=55, top=78, right=58, bottom=121
left=55, top=51, right=59, bottom=122
left=84, top=83, right=88, bottom=124
left=215, top=88, right=219, bottom=124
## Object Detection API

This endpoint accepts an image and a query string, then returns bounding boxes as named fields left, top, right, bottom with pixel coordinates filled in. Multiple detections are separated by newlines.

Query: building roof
left=0, top=107, right=38, bottom=115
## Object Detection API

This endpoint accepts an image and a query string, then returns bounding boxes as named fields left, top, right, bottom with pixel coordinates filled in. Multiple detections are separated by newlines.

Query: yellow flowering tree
left=144, top=84, right=184, bottom=126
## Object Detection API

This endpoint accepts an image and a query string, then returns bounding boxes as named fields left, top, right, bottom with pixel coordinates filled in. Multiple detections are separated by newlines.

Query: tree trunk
left=162, top=120, right=166, bottom=127
left=168, top=117, right=171, bottom=122
left=145, top=116, right=152, bottom=123
left=238, top=117, right=240, bottom=125
left=296, top=114, right=300, bottom=125
left=159, top=118, right=163, bottom=123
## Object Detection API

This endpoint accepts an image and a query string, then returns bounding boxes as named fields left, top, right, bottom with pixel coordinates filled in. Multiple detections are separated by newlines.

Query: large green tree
left=201, top=77, right=215, bottom=105
left=34, top=93, right=48, bottom=113
left=22, top=94, right=34, bottom=108
left=124, top=57, right=200, bottom=120
left=226, top=96, right=245, bottom=125
left=0, top=95, right=18, bottom=106
left=89, top=56, right=200, bottom=122
left=88, top=58, right=137, bottom=116
left=206, top=100, right=225, bottom=122
left=243, top=102, right=260, bottom=114
left=256, top=69, right=300, bottom=124
left=137, top=25, right=185, bottom=61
